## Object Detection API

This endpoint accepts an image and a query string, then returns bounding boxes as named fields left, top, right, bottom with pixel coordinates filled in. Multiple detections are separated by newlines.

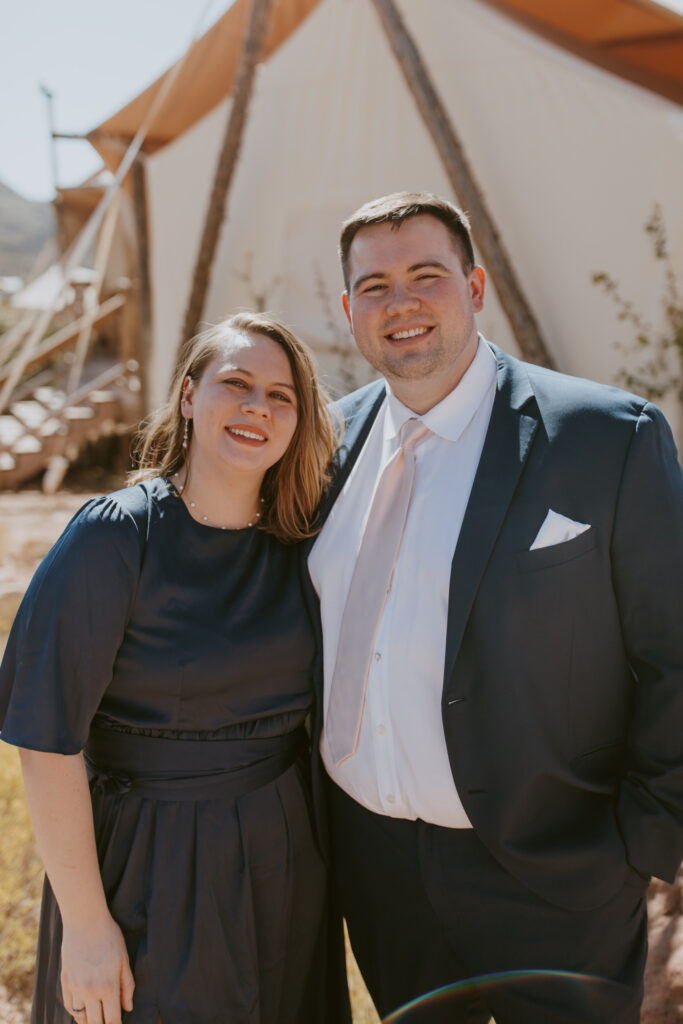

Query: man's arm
left=611, top=403, right=683, bottom=882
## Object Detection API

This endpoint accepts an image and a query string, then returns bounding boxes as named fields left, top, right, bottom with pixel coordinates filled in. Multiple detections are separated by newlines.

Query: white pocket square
left=530, top=509, right=591, bottom=550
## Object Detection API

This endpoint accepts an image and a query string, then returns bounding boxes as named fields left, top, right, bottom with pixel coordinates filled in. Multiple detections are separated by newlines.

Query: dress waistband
left=85, top=724, right=308, bottom=801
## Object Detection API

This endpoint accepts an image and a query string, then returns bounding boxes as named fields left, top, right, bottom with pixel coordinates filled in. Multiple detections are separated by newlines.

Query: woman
left=0, top=313, right=345, bottom=1024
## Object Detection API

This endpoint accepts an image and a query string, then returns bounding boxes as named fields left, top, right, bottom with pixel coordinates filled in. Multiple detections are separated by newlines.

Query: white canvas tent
left=94, top=0, right=683, bottom=437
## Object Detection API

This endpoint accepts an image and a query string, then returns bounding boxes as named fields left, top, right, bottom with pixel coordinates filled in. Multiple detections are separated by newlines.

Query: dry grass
left=346, top=926, right=381, bottom=1023
left=0, top=742, right=42, bottom=999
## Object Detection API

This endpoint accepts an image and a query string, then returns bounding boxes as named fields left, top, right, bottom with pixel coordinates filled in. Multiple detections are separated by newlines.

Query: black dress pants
left=328, top=781, right=648, bottom=1024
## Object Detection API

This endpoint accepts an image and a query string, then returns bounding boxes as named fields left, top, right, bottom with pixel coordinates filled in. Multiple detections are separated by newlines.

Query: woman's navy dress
left=0, top=478, right=342, bottom=1024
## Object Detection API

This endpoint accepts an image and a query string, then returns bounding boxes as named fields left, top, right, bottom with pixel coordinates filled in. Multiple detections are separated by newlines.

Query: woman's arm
left=19, top=749, right=134, bottom=1024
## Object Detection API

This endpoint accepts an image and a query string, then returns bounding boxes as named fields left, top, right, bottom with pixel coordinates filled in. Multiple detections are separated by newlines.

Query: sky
left=0, top=0, right=234, bottom=203
left=2, top=0, right=683, bottom=204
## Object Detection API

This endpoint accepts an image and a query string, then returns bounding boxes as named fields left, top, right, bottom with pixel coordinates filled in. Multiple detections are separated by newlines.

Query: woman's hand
left=18, top=749, right=135, bottom=1023
left=61, top=915, right=135, bottom=1024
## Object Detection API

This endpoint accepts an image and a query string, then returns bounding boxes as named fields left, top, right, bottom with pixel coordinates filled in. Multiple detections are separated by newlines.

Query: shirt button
left=376, top=725, right=386, bottom=736
left=386, top=794, right=396, bottom=804
left=374, top=652, right=382, bottom=662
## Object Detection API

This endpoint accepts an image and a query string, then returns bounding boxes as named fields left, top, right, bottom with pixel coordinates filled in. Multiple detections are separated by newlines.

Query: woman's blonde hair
left=129, top=312, right=339, bottom=542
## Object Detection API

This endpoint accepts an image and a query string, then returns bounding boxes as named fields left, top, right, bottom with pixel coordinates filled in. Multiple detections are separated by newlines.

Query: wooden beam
left=368, top=0, right=556, bottom=369
left=55, top=130, right=131, bottom=145
left=599, top=29, right=683, bottom=49
left=179, top=0, right=276, bottom=354
left=0, top=294, right=127, bottom=389
left=0, top=313, right=37, bottom=367
left=63, top=360, right=131, bottom=407
left=132, top=156, right=153, bottom=411
left=67, top=191, right=122, bottom=393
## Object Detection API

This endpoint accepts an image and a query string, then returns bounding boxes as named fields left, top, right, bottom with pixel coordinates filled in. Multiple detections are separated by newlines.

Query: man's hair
left=339, top=191, right=476, bottom=291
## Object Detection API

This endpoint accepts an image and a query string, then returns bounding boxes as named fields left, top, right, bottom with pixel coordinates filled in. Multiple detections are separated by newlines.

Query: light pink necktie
left=326, top=417, right=432, bottom=766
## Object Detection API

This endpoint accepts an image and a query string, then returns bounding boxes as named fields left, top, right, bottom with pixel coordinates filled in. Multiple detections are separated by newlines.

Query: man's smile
left=385, top=326, right=434, bottom=342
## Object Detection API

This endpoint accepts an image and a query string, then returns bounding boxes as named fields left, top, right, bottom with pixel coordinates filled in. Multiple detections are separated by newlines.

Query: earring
left=182, top=418, right=189, bottom=451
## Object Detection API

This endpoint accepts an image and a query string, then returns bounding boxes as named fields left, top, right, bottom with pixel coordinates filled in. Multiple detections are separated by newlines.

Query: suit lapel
left=443, top=347, right=539, bottom=686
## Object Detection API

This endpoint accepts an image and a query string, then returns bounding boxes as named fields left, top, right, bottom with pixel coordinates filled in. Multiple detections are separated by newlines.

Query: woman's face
left=181, top=330, right=299, bottom=482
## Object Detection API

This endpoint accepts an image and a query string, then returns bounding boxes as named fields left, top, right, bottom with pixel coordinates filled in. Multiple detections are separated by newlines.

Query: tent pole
left=179, top=0, right=276, bottom=354
left=368, top=0, right=555, bottom=369
left=132, top=155, right=153, bottom=411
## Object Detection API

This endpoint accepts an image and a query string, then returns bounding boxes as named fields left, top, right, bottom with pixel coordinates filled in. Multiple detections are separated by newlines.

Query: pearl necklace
left=172, top=474, right=264, bottom=530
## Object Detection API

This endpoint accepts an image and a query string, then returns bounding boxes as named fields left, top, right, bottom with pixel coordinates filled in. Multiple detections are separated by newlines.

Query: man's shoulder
left=333, top=378, right=386, bottom=425
left=492, top=343, right=653, bottom=424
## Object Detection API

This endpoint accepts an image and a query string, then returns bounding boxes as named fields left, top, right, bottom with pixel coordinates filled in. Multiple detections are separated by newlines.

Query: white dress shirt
left=309, top=337, right=497, bottom=827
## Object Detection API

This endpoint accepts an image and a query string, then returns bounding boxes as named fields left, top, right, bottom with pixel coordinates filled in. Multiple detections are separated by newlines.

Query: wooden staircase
left=0, top=360, right=142, bottom=492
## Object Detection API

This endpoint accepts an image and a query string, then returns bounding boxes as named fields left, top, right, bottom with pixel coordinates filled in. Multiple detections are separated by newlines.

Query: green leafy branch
left=592, top=205, right=683, bottom=403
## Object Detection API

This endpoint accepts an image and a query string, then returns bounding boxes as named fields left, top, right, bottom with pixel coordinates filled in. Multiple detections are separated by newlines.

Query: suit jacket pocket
left=516, top=526, right=597, bottom=573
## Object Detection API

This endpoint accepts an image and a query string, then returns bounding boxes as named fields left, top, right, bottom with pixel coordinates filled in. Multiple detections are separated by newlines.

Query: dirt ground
left=0, top=488, right=681, bottom=1022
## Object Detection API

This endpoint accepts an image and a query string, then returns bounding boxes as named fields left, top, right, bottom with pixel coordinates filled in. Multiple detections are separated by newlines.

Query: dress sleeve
left=0, top=494, right=145, bottom=754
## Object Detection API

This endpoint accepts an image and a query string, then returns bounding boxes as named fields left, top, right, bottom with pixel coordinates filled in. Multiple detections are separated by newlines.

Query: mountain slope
left=0, top=181, right=56, bottom=279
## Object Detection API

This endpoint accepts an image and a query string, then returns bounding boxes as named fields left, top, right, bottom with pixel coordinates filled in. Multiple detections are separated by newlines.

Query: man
left=306, top=192, right=683, bottom=1023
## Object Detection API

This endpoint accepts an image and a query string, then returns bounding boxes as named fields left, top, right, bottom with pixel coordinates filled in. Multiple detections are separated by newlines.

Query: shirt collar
left=383, top=336, right=497, bottom=444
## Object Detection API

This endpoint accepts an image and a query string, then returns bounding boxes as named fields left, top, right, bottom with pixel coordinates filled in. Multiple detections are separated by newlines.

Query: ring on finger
left=71, top=1009, right=86, bottom=1016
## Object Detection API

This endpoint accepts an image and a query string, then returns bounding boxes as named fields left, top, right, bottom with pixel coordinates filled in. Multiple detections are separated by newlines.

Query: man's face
left=342, top=215, right=485, bottom=412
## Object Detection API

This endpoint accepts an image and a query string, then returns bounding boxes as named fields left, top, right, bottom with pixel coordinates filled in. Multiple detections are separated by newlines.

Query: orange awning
left=89, top=0, right=683, bottom=171
left=479, top=0, right=683, bottom=104
left=89, top=0, right=320, bottom=169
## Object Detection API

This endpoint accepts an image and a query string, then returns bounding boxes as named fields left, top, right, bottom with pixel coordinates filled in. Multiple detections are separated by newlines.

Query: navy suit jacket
left=305, top=343, right=683, bottom=911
